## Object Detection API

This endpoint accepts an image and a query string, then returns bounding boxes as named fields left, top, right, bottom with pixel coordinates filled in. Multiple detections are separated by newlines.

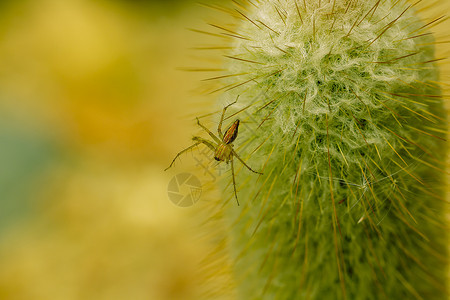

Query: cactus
left=199, top=0, right=448, bottom=299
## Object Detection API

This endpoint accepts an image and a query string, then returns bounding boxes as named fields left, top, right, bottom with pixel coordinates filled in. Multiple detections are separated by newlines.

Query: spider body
left=214, top=119, right=239, bottom=162
left=165, top=103, right=261, bottom=205
left=214, top=143, right=232, bottom=162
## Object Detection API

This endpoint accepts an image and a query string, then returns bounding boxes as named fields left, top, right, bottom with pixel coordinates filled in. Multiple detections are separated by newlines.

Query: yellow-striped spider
left=165, top=101, right=262, bottom=205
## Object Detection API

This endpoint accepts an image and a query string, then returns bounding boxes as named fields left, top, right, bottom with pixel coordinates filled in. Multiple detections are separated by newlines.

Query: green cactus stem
left=198, top=0, right=449, bottom=299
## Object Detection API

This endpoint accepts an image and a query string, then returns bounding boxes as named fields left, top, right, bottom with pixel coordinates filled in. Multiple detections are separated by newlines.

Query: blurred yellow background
left=0, top=0, right=448, bottom=299
left=0, top=0, right=233, bottom=299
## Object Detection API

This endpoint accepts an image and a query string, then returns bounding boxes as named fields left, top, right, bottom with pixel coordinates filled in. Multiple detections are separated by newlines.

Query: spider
left=165, top=100, right=263, bottom=205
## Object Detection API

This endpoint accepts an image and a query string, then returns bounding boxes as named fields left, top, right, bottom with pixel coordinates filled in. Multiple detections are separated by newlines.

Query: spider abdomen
left=223, top=119, right=240, bottom=144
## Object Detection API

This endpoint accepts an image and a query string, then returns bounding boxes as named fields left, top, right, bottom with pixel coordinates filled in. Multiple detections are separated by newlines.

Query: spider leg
left=231, top=149, right=263, bottom=175
left=165, top=141, right=201, bottom=171
left=192, top=136, right=217, bottom=152
left=165, top=137, right=217, bottom=171
left=196, top=118, right=221, bottom=144
left=230, top=157, right=240, bottom=206
left=218, top=95, right=239, bottom=139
